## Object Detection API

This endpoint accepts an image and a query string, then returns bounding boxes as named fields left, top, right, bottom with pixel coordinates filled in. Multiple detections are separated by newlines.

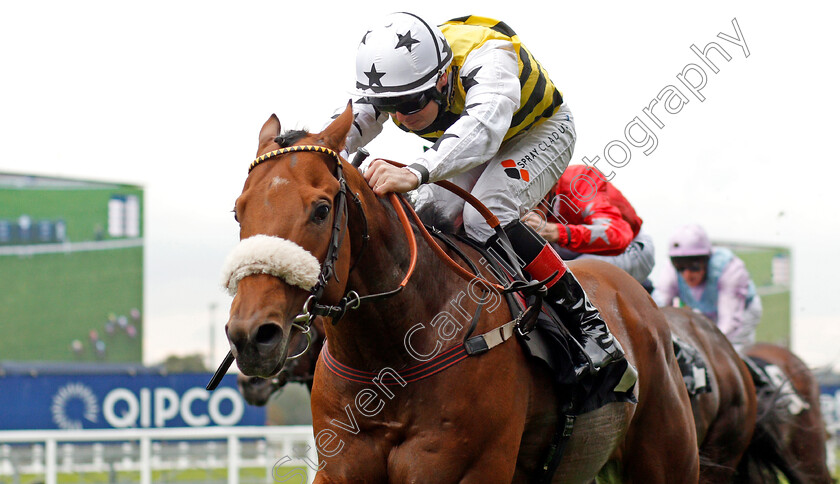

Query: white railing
left=0, top=425, right=317, bottom=484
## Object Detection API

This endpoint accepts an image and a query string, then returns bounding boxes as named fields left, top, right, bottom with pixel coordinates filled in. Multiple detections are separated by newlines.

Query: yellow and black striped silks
left=395, top=15, right=563, bottom=143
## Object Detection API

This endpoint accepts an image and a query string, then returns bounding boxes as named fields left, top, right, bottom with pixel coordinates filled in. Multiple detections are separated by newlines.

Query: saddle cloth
left=672, top=335, right=712, bottom=396
left=745, top=356, right=810, bottom=416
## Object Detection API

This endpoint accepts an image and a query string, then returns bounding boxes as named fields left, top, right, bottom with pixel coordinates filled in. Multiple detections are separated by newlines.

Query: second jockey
left=652, top=224, right=763, bottom=353
left=523, top=164, right=655, bottom=285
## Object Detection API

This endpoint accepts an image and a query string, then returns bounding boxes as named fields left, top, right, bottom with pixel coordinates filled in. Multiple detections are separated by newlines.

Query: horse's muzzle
left=226, top=319, right=288, bottom=377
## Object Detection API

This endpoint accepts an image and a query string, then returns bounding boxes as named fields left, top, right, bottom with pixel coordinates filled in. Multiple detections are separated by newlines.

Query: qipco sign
left=103, top=386, right=244, bottom=428
left=0, top=373, right=265, bottom=431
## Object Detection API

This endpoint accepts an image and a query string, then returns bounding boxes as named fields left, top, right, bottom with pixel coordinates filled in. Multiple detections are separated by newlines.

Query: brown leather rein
left=378, top=158, right=507, bottom=292
left=207, top=146, right=505, bottom=390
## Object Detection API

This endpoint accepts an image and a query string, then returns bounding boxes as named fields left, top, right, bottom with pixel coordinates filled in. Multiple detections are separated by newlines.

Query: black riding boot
left=486, top=220, right=626, bottom=378
left=548, top=270, right=626, bottom=377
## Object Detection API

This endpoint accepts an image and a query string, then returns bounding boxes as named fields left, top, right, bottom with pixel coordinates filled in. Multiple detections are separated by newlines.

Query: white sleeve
left=325, top=100, right=388, bottom=157
left=412, top=40, right=521, bottom=182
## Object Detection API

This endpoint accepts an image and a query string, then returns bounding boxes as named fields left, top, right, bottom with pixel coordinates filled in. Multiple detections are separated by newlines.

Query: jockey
left=523, top=164, right=655, bottom=285
left=652, top=224, right=763, bottom=353
left=337, top=12, right=627, bottom=378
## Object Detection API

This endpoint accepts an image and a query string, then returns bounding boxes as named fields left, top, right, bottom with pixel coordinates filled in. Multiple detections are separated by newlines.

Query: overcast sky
left=2, top=1, right=839, bottom=370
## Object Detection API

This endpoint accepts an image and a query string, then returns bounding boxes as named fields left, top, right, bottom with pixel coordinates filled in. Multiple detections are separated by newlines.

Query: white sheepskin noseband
left=220, top=235, right=321, bottom=296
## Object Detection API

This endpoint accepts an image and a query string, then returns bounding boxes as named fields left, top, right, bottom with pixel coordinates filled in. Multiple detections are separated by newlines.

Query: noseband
left=208, top=144, right=550, bottom=391
left=250, top=145, right=424, bottom=323
left=207, top=144, right=418, bottom=390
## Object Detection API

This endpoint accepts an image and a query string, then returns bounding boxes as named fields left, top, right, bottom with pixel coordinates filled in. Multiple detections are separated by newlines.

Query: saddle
left=419, top=229, right=637, bottom=484
left=446, top=231, right=637, bottom=414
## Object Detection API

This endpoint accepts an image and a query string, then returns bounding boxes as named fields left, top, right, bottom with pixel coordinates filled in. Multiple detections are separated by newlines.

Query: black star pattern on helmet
left=430, top=133, right=459, bottom=151
left=395, top=31, right=420, bottom=52
left=364, top=64, right=386, bottom=87
left=360, top=30, right=372, bottom=45
left=461, top=66, right=482, bottom=91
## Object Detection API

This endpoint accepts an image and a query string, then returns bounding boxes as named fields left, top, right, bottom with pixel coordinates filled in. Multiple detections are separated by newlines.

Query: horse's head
left=223, top=105, right=355, bottom=377
left=236, top=317, right=325, bottom=404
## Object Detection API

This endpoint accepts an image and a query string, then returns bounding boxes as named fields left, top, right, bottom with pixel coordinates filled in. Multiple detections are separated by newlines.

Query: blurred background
left=1, top=1, right=838, bottom=482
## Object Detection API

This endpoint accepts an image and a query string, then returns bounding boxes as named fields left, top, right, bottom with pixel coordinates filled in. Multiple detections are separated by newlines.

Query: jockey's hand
left=364, top=159, right=420, bottom=196
left=523, top=212, right=560, bottom=243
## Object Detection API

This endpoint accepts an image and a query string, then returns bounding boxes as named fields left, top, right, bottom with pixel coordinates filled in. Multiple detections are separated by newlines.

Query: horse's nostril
left=226, top=323, right=249, bottom=353
left=254, top=323, right=282, bottom=346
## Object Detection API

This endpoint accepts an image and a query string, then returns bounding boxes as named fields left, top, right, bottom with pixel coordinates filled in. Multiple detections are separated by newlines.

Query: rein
left=381, top=158, right=552, bottom=295
left=208, top=144, right=418, bottom=390
left=247, top=145, right=419, bottom=322
left=206, top=147, right=549, bottom=391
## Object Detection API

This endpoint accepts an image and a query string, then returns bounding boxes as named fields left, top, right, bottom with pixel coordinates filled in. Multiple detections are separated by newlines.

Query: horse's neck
left=325, top=199, right=464, bottom=370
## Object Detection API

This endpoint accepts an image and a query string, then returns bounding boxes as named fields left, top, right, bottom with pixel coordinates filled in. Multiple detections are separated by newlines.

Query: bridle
left=207, top=144, right=419, bottom=390
left=207, top=144, right=552, bottom=391
left=275, top=321, right=320, bottom=386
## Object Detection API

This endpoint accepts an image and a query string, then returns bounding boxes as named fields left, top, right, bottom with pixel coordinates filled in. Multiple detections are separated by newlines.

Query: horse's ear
left=318, top=101, right=352, bottom=152
left=258, top=114, right=282, bottom=155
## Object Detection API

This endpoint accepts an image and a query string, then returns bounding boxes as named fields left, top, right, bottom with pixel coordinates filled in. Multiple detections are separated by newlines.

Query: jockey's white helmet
left=354, top=12, right=452, bottom=99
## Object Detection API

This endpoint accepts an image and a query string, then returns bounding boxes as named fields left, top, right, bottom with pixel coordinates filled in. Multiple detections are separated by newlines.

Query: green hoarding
left=0, top=173, right=143, bottom=362
left=724, top=242, right=792, bottom=347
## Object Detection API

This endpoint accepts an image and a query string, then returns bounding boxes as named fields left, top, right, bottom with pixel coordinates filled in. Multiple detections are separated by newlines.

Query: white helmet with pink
left=668, top=224, right=712, bottom=257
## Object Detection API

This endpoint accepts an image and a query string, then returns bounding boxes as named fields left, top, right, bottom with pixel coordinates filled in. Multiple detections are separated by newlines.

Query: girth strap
left=321, top=342, right=469, bottom=385
left=464, top=319, right=518, bottom=356
left=321, top=319, right=522, bottom=385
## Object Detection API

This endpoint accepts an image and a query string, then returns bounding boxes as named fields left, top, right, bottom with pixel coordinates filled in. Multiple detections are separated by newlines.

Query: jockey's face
left=394, top=99, right=439, bottom=130
left=678, top=264, right=707, bottom=287
left=393, top=74, right=448, bottom=131
left=672, top=256, right=708, bottom=287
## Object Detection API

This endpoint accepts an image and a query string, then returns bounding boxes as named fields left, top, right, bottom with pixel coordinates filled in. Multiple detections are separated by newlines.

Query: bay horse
left=738, top=343, right=833, bottom=483
left=237, top=317, right=325, bottom=406
left=662, top=307, right=758, bottom=482
left=222, top=105, right=699, bottom=483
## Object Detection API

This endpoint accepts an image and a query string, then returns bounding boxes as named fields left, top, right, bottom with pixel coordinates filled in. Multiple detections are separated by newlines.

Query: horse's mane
left=416, top=203, right=458, bottom=235
left=270, top=128, right=461, bottom=236
left=274, top=130, right=309, bottom=147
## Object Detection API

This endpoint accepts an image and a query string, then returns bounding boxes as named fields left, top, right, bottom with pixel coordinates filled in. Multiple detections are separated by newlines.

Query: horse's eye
left=232, top=207, right=239, bottom=223
left=311, top=204, right=330, bottom=224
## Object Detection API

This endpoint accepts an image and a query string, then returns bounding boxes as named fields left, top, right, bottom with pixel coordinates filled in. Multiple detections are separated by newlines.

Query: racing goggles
left=366, top=88, right=441, bottom=115
left=670, top=257, right=708, bottom=273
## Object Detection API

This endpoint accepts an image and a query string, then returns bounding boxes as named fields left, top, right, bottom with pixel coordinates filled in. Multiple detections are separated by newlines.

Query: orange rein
left=378, top=159, right=506, bottom=293
left=388, top=192, right=418, bottom=289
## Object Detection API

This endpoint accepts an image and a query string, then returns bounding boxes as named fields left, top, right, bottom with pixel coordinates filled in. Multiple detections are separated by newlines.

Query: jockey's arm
left=411, top=40, right=521, bottom=183
left=555, top=197, right=634, bottom=256
left=716, top=258, right=752, bottom=340
left=331, top=99, right=388, bottom=161
left=652, top=268, right=679, bottom=307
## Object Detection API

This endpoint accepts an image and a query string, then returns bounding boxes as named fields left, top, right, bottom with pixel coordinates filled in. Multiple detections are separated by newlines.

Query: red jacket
left=543, top=165, right=643, bottom=256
